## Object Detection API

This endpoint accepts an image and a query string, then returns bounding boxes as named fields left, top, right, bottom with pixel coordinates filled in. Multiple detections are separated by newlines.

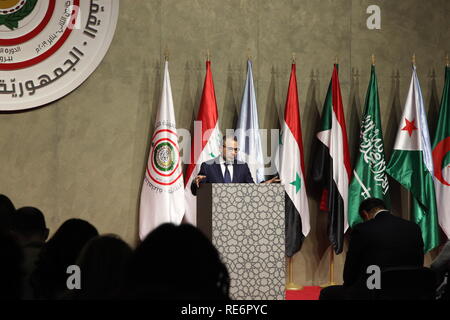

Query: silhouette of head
left=31, top=218, right=98, bottom=299
left=11, top=207, right=49, bottom=245
left=122, top=223, right=229, bottom=300
left=359, top=198, right=387, bottom=221
left=0, top=194, right=15, bottom=235
left=73, top=234, right=133, bottom=299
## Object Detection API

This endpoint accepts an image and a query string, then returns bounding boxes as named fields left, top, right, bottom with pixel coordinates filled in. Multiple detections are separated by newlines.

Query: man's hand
left=194, top=175, right=207, bottom=187
left=262, top=176, right=281, bottom=184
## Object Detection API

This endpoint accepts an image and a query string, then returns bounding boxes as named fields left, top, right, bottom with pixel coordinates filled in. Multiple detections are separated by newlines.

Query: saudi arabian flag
left=432, top=66, right=450, bottom=239
left=348, top=65, right=390, bottom=227
left=386, top=66, right=440, bottom=253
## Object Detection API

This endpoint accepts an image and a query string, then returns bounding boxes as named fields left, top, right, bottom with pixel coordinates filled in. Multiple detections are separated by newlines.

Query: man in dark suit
left=191, top=135, right=277, bottom=195
left=320, top=198, right=424, bottom=300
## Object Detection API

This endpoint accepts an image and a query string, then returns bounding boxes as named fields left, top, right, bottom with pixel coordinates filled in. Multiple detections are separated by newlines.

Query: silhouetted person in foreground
left=0, top=194, right=15, bottom=235
left=10, top=207, right=49, bottom=300
left=65, top=234, right=133, bottom=300
left=30, top=218, right=98, bottom=300
left=320, top=198, right=424, bottom=300
left=0, top=232, right=23, bottom=300
left=121, top=223, right=230, bottom=300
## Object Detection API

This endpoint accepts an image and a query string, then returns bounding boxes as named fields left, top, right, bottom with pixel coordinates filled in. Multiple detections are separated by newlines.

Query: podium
left=197, top=183, right=285, bottom=300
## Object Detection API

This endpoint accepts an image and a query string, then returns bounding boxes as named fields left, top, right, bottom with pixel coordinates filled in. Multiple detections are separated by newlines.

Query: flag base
left=320, top=282, right=337, bottom=288
left=285, top=282, right=303, bottom=291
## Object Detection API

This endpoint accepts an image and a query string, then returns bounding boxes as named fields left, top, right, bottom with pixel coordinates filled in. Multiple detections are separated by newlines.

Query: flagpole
left=320, top=246, right=337, bottom=287
left=285, top=256, right=303, bottom=290
left=371, top=54, right=375, bottom=66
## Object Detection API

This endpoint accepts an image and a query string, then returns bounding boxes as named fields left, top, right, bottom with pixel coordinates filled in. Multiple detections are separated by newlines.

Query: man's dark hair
left=222, top=135, right=237, bottom=145
left=359, top=198, right=387, bottom=218
left=12, top=207, right=47, bottom=238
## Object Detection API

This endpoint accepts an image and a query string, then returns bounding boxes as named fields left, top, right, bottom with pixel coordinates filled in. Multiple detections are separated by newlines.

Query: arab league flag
left=184, top=60, right=222, bottom=225
left=348, top=65, right=390, bottom=227
left=432, top=65, right=450, bottom=239
left=139, top=61, right=185, bottom=240
left=277, top=63, right=310, bottom=257
left=386, top=66, right=440, bottom=252
left=313, top=64, right=351, bottom=254
left=235, top=60, right=265, bottom=183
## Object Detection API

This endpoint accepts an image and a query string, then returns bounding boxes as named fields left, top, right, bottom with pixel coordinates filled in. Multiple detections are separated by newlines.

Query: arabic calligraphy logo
left=147, top=129, right=183, bottom=187
left=154, top=142, right=176, bottom=172
left=0, top=0, right=37, bottom=30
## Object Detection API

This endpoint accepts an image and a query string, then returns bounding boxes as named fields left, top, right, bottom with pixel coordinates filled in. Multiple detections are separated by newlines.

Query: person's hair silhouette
left=121, top=223, right=230, bottom=300
left=66, top=234, right=133, bottom=300
left=30, top=218, right=98, bottom=299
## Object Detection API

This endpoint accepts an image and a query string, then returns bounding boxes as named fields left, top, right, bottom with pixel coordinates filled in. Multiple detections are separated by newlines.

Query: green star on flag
left=290, top=173, right=302, bottom=193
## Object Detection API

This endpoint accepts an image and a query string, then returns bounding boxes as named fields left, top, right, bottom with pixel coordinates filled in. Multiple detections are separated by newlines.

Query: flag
left=277, top=63, right=310, bottom=257
left=235, top=60, right=265, bottom=183
left=139, top=61, right=185, bottom=240
left=312, top=64, right=351, bottom=254
left=184, top=60, right=222, bottom=225
left=432, top=65, right=450, bottom=239
left=348, top=65, right=390, bottom=227
left=386, top=66, right=440, bottom=252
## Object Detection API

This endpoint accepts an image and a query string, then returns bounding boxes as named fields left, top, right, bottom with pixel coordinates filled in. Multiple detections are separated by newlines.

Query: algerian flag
left=277, top=63, right=310, bottom=257
left=139, top=61, right=185, bottom=240
left=386, top=66, right=440, bottom=252
left=432, top=65, right=450, bottom=239
left=348, top=65, right=390, bottom=227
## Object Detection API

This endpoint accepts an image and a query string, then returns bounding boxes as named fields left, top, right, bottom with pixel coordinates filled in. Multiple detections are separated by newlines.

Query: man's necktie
left=223, top=163, right=232, bottom=183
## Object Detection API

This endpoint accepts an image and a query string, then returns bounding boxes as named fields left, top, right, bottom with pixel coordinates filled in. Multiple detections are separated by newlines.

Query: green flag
left=432, top=66, right=450, bottom=239
left=386, top=66, right=440, bottom=253
left=348, top=65, right=390, bottom=227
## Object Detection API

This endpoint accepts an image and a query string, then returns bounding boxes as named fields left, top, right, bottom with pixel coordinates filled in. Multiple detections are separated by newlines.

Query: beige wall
left=1, top=0, right=449, bottom=286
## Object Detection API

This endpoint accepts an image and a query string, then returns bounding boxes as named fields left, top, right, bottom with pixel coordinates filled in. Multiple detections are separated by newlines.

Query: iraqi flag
left=387, top=66, right=440, bottom=252
left=184, top=60, right=222, bottom=225
left=433, top=65, right=450, bottom=239
left=277, top=63, right=310, bottom=257
left=312, top=64, right=351, bottom=254
left=139, top=61, right=185, bottom=240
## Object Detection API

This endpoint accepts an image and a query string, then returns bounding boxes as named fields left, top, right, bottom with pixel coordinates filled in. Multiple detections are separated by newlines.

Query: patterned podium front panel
left=212, top=184, right=285, bottom=300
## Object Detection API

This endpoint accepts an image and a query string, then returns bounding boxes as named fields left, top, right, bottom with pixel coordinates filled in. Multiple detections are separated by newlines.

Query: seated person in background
left=0, top=232, right=23, bottom=300
left=191, top=135, right=278, bottom=195
left=10, top=207, right=49, bottom=300
left=64, top=234, right=133, bottom=300
left=30, top=218, right=98, bottom=300
left=320, top=198, right=424, bottom=300
left=120, top=223, right=230, bottom=300
left=0, top=194, right=15, bottom=235
left=431, top=240, right=450, bottom=300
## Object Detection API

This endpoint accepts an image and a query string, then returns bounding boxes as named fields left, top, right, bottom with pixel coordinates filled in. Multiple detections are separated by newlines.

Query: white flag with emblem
left=139, top=61, right=185, bottom=240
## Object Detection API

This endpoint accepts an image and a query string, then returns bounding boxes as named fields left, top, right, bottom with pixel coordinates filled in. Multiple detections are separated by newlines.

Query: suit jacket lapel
left=213, top=162, right=225, bottom=183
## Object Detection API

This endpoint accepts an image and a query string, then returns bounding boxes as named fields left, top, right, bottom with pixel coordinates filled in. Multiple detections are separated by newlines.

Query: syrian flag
left=139, top=61, right=185, bottom=240
left=432, top=65, right=450, bottom=239
left=348, top=65, right=390, bottom=228
left=184, top=60, right=222, bottom=225
left=386, top=66, right=440, bottom=252
left=277, top=63, right=310, bottom=257
left=312, top=64, right=351, bottom=254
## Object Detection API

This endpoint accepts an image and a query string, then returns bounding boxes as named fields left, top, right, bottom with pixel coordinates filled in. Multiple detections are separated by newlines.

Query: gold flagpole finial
left=292, top=52, right=296, bottom=64
left=412, top=53, right=416, bottom=67
left=335, top=56, right=338, bottom=65
left=247, top=48, right=252, bottom=61
left=446, top=53, right=449, bottom=67
left=371, top=54, right=375, bottom=66
left=206, top=49, right=210, bottom=62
